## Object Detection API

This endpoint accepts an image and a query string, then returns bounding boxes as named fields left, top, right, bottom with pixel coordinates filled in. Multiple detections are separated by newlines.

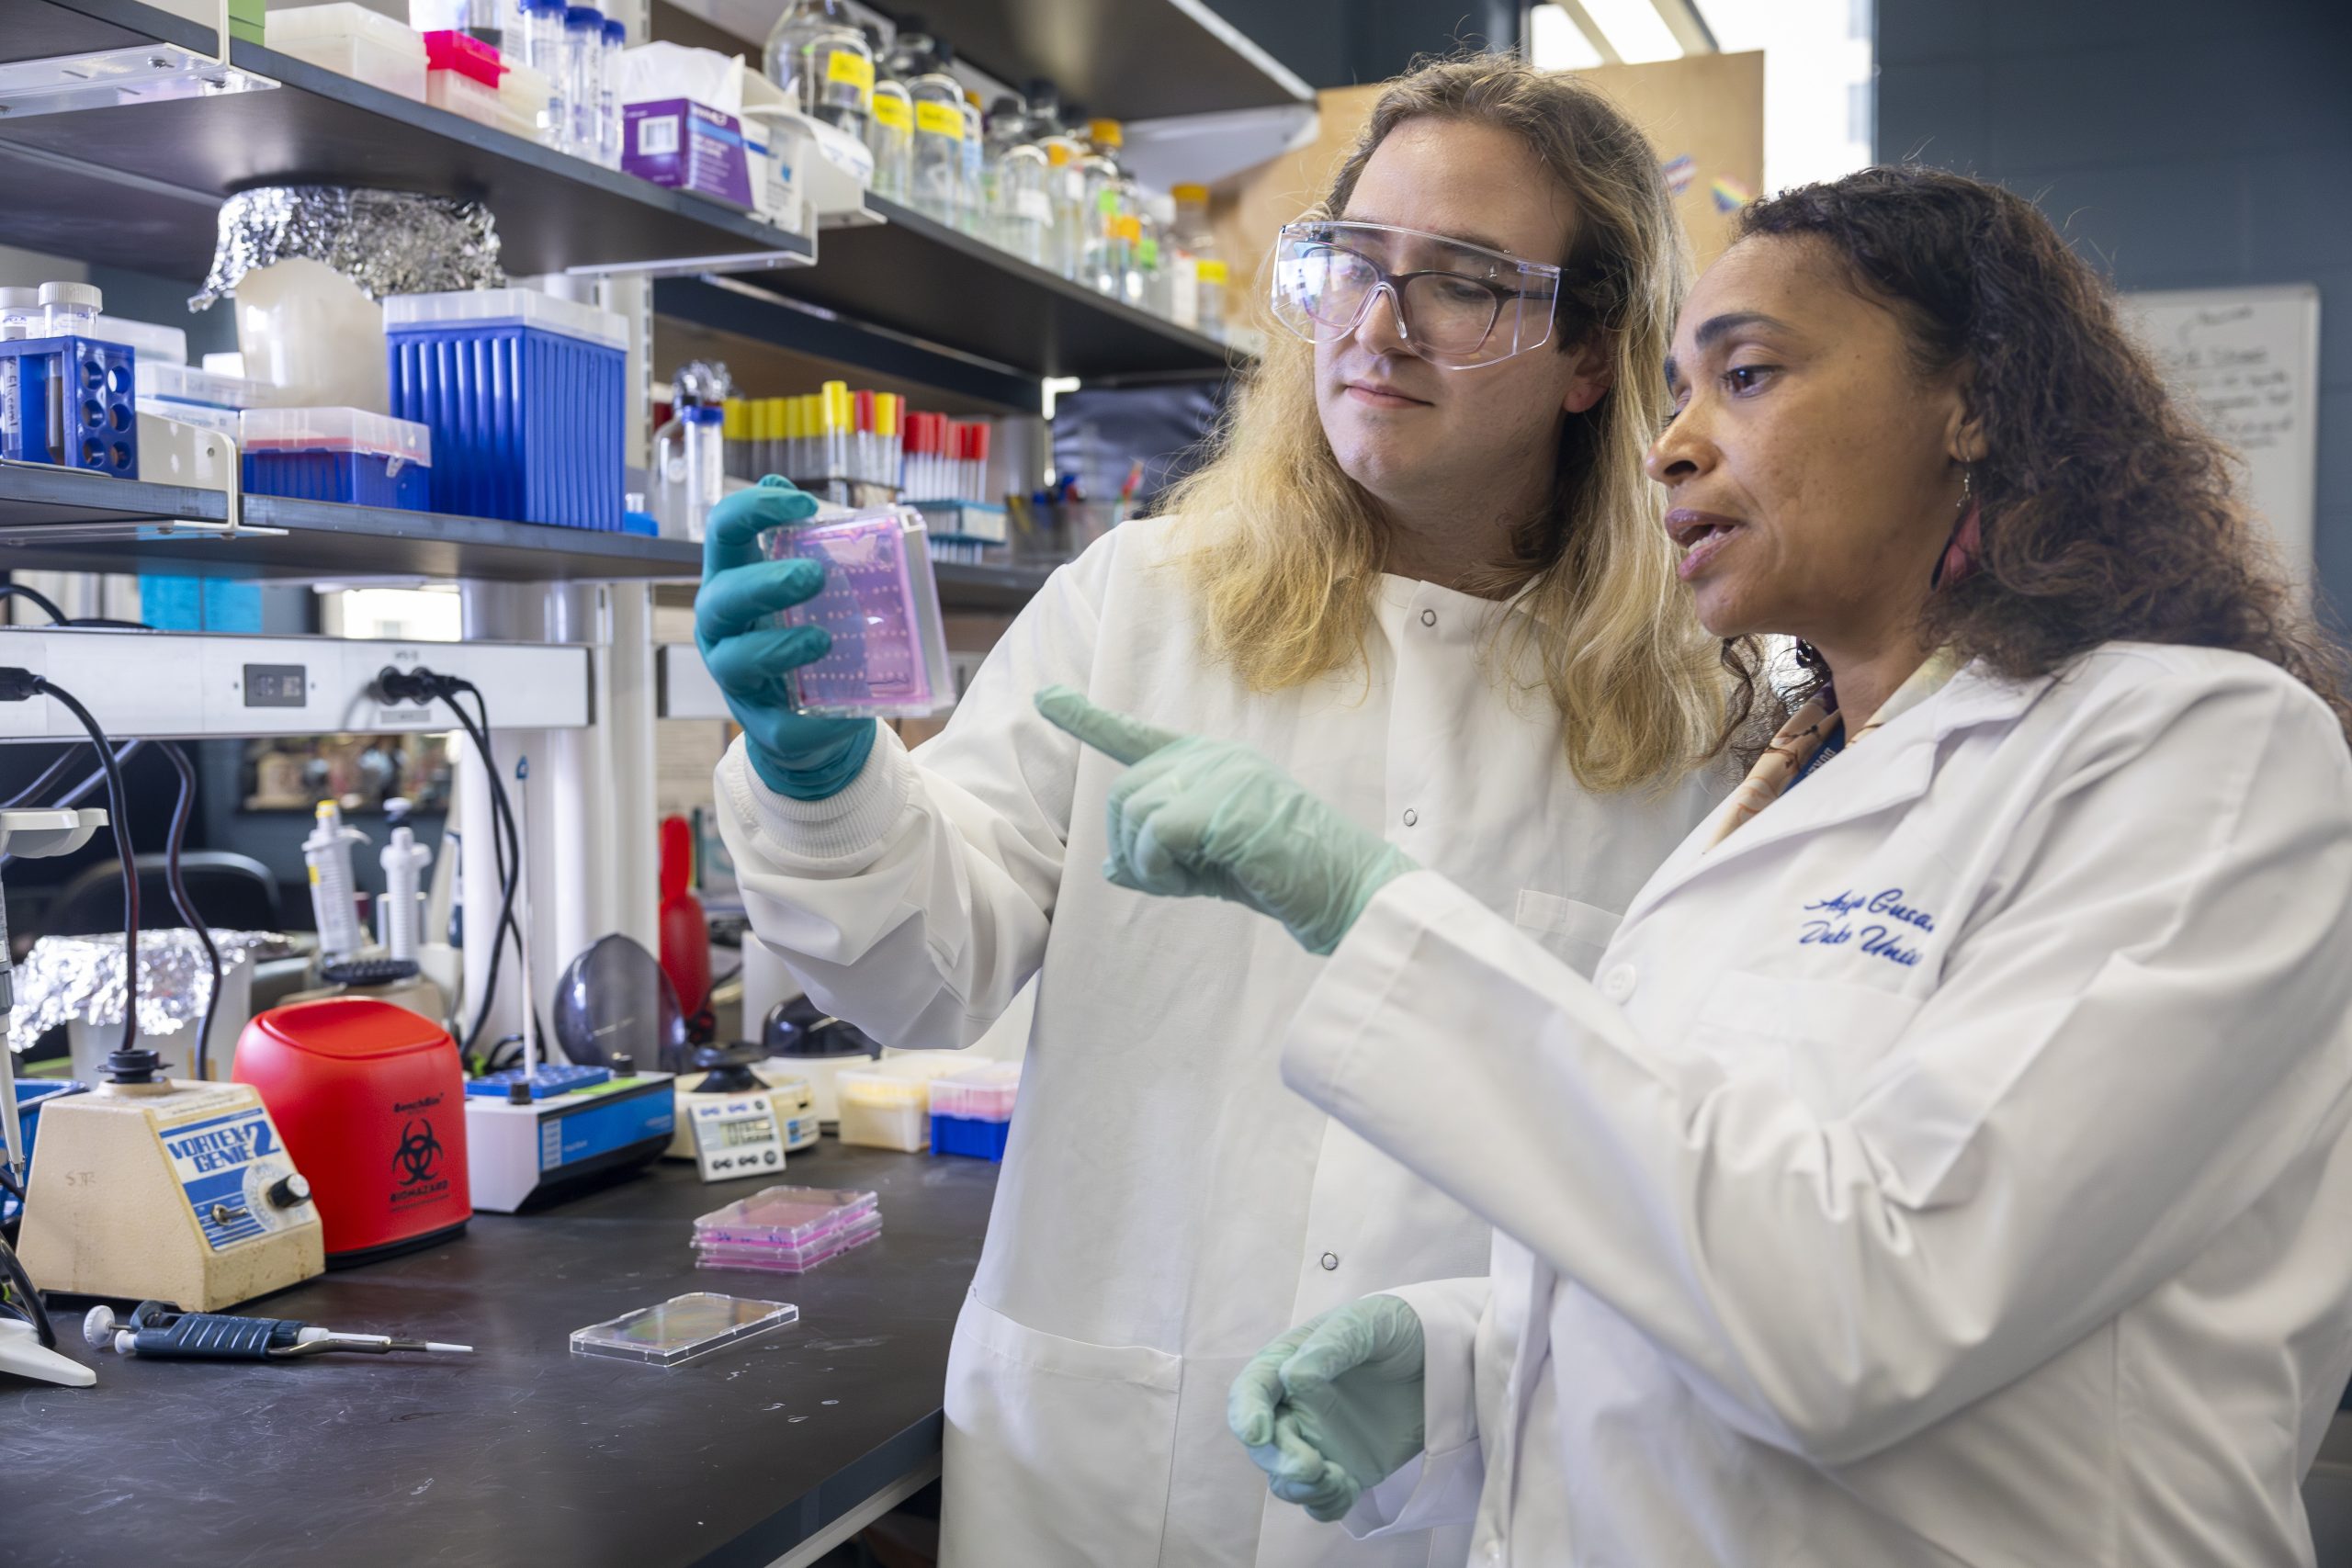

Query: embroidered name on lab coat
left=1799, top=887, right=1937, bottom=968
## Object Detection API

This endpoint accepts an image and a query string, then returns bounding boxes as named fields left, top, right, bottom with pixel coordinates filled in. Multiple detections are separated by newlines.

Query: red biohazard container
left=233, top=998, right=471, bottom=1266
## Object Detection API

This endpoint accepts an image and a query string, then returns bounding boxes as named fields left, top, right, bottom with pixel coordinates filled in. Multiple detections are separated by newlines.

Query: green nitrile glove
left=1035, top=684, right=1414, bottom=955
left=1227, top=1295, right=1428, bottom=1523
left=695, top=477, right=876, bottom=799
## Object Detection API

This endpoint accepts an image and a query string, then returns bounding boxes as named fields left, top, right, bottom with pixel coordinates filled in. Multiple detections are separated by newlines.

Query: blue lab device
left=384, top=289, right=628, bottom=531
left=464, top=1062, right=613, bottom=1100
left=1, top=1079, right=87, bottom=1225
left=0, top=336, right=137, bottom=474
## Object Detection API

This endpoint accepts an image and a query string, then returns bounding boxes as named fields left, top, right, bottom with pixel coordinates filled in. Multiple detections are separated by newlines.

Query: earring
left=1931, top=465, right=1983, bottom=590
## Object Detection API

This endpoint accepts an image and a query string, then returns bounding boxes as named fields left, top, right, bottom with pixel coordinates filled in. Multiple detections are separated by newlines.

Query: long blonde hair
left=1163, top=54, right=1720, bottom=792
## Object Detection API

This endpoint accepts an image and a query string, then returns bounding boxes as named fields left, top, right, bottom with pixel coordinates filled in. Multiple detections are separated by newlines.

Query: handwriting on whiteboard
left=2142, top=304, right=2299, bottom=455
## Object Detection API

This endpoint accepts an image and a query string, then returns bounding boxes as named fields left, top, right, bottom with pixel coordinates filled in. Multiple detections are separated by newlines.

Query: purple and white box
left=621, top=98, right=754, bottom=210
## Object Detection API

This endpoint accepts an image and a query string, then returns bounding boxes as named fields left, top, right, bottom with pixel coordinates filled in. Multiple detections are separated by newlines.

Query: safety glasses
left=1269, top=220, right=1563, bottom=369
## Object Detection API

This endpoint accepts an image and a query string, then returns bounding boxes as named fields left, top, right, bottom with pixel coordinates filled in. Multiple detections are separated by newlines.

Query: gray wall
left=1875, top=0, right=2352, bottom=620
left=1204, top=0, right=1518, bottom=88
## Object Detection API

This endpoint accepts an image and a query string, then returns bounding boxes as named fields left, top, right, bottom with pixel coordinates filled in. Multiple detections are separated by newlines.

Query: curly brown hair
left=1716, top=164, right=2352, bottom=750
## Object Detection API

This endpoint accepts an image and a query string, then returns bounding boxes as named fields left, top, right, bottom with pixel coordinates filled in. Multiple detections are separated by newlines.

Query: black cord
left=159, top=743, right=222, bottom=1080
left=374, top=667, right=547, bottom=1071
left=446, top=698, right=522, bottom=1063
left=0, top=1233, right=55, bottom=1349
left=0, top=583, right=66, bottom=625
left=33, top=679, right=136, bottom=1059
left=0, top=739, right=141, bottom=814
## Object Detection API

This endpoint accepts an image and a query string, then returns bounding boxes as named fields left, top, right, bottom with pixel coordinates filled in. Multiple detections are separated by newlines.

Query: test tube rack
left=0, top=335, right=139, bottom=475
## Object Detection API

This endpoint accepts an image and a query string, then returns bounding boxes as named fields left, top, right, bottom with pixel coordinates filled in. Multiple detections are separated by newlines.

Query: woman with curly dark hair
left=1037, top=165, right=2352, bottom=1564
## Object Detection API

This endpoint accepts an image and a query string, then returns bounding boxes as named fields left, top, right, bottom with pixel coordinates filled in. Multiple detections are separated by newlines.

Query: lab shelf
left=662, top=0, right=1313, bottom=121
left=655, top=276, right=1046, bottom=418
left=652, top=559, right=1054, bottom=618
left=743, top=196, right=1243, bottom=382
left=0, top=0, right=814, bottom=279
left=0, top=462, right=705, bottom=581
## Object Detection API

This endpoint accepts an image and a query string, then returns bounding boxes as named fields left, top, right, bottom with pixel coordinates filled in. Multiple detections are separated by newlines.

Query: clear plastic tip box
left=242, top=408, right=432, bottom=510
left=760, top=506, right=956, bottom=718
left=385, top=289, right=627, bottom=531
left=0, top=336, right=138, bottom=475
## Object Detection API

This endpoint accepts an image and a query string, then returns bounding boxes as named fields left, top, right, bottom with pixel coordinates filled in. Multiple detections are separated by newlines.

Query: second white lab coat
left=1280, top=642, right=2352, bottom=1566
left=714, top=514, right=1722, bottom=1567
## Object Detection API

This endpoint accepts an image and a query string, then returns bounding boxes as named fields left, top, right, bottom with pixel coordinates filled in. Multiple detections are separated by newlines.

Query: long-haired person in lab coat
left=1041, top=165, right=2352, bottom=1565
left=694, top=56, right=1733, bottom=1568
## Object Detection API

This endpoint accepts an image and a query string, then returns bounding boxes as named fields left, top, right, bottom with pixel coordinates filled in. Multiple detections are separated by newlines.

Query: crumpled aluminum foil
left=8, top=931, right=286, bottom=1051
left=190, top=186, right=506, bottom=310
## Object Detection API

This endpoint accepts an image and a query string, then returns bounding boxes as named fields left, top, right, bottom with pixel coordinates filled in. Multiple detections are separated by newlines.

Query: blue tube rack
left=0, top=335, right=138, bottom=476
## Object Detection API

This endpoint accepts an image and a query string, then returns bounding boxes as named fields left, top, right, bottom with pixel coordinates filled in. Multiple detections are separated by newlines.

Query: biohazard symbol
left=393, top=1118, right=445, bottom=1186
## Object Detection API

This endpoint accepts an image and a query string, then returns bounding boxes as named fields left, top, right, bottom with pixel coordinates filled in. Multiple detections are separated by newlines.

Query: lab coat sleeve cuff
left=719, top=727, right=915, bottom=868
left=1337, top=1277, right=1489, bottom=1538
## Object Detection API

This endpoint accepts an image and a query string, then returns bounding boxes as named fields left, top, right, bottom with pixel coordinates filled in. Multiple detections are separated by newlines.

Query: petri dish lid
left=694, top=1184, right=877, bottom=1247
left=570, top=1292, right=799, bottom=1366
left=381, top=288, right=628, bottom=351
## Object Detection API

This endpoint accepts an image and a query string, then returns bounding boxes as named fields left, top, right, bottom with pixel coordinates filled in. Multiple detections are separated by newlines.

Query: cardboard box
left=623, top=98, right=754, bottom=210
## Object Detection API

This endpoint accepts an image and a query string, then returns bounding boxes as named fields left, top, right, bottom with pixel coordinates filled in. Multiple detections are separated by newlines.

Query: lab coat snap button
left=1600, top=964, right=1636, bottom=1002
left=1401, top=808, right=1419, bottom=827
left=1420, top=608, right=1436, bottom=626
left=1320, top=1252, right=1340, bottom=1271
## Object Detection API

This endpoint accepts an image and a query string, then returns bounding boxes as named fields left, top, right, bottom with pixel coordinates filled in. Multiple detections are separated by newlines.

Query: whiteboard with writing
left=2121, top=285, right=2321, bottom=583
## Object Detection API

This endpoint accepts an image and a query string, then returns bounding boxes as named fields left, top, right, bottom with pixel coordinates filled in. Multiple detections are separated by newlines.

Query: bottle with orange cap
left=1079, top=114, right=1130, bottom=299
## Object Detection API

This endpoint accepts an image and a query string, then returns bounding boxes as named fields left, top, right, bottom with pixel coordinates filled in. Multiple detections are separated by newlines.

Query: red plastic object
left=421, top=29, right=504, bottom=84
left=233, top=998, right=470, bottom=1265
left=659, top=814, right=713, bottom=1025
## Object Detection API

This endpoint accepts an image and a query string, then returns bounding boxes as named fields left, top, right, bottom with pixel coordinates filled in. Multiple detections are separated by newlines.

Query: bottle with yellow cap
left=904, top=39, right=965, bottom=225
left=1080, top=116, right=1130, bottom=299
left=1171, top=182, right=1225, bottom=337
left=1039, top=126, right=1087, bottom=280
left=762, top=0, right=873, bottom=140
left=865, top=24, right=913, bottom=200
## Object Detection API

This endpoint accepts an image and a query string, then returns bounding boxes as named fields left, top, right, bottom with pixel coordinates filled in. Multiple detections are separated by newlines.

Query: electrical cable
left=0, top=1232, right=55, bottom=1349
left=0, top=583, right=67, bottom=625
left=159, top=743, right=223, bottom=1081
left=20, top=678, right=137, bottom=1061
left=375, top=667, right=526, bottom=1067
left=1, top=738, right=141, bottom=814
left=445, top=696, right=522, bottom=1064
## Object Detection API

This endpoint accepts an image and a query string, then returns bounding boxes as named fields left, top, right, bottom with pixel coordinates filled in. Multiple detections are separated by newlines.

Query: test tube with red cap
left=967, top=420, right=991, bottom=502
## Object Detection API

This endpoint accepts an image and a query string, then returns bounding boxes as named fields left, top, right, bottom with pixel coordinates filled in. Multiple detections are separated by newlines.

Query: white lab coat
left=1280, top=642, right=2352, bottom=1567
left=714, top=513, right=1722, bottom=1567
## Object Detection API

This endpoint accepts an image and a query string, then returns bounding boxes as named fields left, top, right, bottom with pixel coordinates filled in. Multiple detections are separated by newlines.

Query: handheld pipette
left=83, top=1303, right=473, bottom=1360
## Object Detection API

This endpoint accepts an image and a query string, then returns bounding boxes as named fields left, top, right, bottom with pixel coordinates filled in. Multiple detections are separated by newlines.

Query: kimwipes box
left=622, top=98, right=755, bottom=210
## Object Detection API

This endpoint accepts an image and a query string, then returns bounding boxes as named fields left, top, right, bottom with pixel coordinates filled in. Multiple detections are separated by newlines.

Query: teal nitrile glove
left=1034, top=685, right=1414, bottom=955
left=1228, top=1295, right=1428, bottom=1524
left=696, top=477, right=876, bottom=799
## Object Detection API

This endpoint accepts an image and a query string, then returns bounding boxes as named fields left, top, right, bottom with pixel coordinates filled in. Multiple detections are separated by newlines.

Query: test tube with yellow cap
left=722, top=398, right=749, bottom=479
left=821, top=380, right=850, bottom=481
